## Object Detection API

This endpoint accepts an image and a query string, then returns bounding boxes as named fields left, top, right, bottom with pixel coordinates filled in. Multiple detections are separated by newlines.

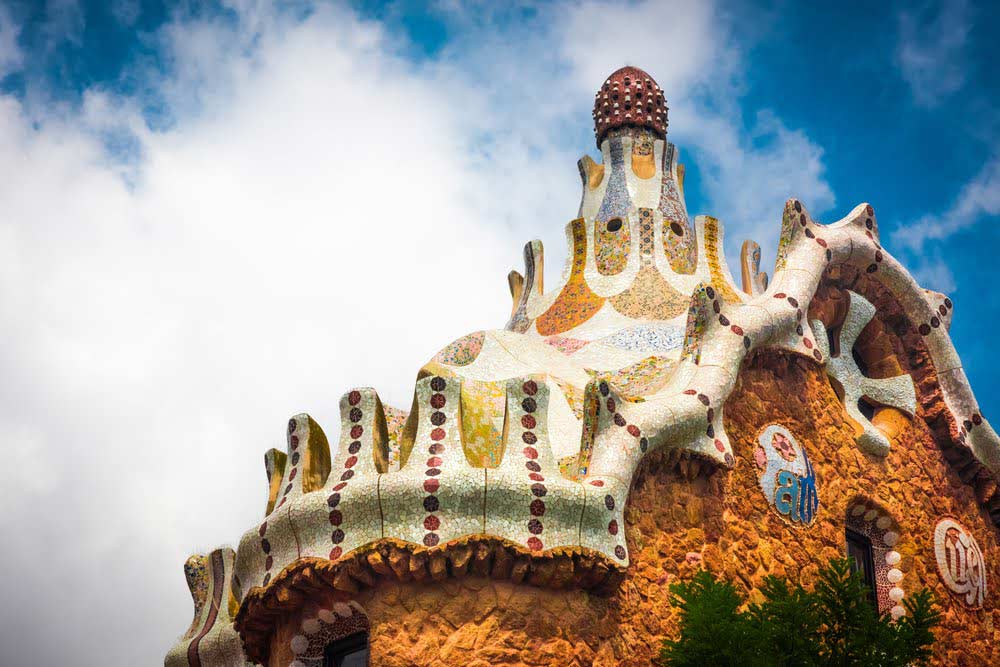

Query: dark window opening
left=324, top=632, right=370, bottom=667
left=846, top=528, right=877, bottom=606
left=606, top=218, right=622, bottom=232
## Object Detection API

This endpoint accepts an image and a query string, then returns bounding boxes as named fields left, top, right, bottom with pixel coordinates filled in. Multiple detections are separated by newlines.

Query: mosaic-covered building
left=166, top=66, right=999, bottom=666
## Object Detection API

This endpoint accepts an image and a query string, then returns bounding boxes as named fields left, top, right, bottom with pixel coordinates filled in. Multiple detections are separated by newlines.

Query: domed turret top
left=592, top=66, right=668, bottom=147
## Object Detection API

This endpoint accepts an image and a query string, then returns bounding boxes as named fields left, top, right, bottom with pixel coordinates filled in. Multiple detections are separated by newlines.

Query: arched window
left=286, top=601, right=370, bottom=666
left=324, top=632, right=369, bottom=667
left=846, top=527, right=876, bottom=605
left=845, top=499, right=907, bottom=619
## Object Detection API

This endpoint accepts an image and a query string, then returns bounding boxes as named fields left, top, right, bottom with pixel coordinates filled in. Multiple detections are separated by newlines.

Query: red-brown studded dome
left=592, top=66, right=668, bottom=147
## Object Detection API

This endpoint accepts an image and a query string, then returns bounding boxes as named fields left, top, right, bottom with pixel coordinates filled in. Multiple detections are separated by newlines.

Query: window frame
left=846, top=527, right=877, bottom=605
left=323, top=631, right=370, bottom=667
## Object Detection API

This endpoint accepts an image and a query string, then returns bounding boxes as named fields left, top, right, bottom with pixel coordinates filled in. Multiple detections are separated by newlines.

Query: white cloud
left=892, top=156, right=1000, bottom=291
left=898, top=156, right=1000, bottom=251
left=896, top=0, right=972, bottom=107
left=0, top=1, right=834, bottom=663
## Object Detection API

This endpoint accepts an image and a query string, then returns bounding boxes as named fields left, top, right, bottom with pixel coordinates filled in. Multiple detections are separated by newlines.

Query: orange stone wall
left=267, top=344, right=1000, bottom=666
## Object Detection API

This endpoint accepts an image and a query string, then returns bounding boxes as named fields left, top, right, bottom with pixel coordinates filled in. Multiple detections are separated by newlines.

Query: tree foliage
left=657, top=558, right=940, bottom=667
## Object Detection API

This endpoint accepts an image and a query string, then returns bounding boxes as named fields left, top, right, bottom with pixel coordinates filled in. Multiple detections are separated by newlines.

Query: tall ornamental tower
left=166, top=66, right=1000, bottom=667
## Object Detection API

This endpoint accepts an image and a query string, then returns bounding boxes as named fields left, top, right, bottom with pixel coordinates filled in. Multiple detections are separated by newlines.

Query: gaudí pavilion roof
left=166, top=65, right=1000, bottom=666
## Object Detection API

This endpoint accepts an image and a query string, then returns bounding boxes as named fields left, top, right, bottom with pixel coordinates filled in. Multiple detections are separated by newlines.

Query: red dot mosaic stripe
left=585, top=476, right=626, bottom=562
left=594, top=380, right=641, bottom=561
left=917, top=296, right=954, bottom=337
left=681, top=388, right=735, bottom=467
left=326, top=390, right=364, bottom=561
left=854, top=204, right=885, bottom=274
left=518, top=379, right=547, bottom=552
left=257, top=519, right=273, bottom=588
left=258, top=418, right=300, bottom=586
left=791, top=200, right=835, bottom=265
left=703, top=285, right=753, bottom=351
left=592, top=65, right=668, bottom=146
left=772, top=290, right=823, bottom=363
left=421, top=376, right=449, bottom=548
left=597, top=380, right=649, bottom=455
left=959, top=410, right=986, bottom=446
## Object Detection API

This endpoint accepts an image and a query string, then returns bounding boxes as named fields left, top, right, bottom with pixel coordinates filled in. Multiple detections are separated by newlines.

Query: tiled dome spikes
left=262, top=448, right=288, bottom=516
left=319, top=387, right=389, bottom=563
left=505, top=239, right=543, bottom=333
left=594, top=66, right=668, bottom=147
left=165, top=548, right=244, bottom=667
left=180, top=554, right=210, bottom=641
left=485, top=376, right=586, bottom=554
left=334, top=387, right=390, bottom=476
left=272, top=413, right=331, bottom=511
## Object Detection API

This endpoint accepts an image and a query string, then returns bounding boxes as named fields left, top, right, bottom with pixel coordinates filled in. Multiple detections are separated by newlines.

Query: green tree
left=657, top=558, right=940, bottom=667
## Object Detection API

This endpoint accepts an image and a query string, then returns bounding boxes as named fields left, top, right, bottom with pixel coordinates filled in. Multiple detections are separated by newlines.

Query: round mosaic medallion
left=754, top=424, right=818, bottom=525
left=934, top=518, right=987, bottom=608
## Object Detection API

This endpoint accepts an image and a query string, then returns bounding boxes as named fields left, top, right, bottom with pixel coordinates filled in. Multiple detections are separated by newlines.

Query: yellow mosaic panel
left=536, top=219, right=605, bottom=336
left=460, top=379, right=506, bottom=467
left=703, top=216, right=742, bottom=303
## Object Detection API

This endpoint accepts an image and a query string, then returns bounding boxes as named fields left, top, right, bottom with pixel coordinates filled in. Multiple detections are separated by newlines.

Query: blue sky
left=0, top=0, right=997, bottom=663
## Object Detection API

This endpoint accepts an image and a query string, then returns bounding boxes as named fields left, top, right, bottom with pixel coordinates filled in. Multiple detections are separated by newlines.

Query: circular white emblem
left=934, top=518, right=987, bottom=608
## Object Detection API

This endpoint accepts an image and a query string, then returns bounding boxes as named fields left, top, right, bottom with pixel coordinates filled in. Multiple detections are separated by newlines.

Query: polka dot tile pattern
left=485, top=378, right=584, bottom=552
left=235, top=416, right=323, bottom=592
left=592, top=66, right=667, bottom=147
